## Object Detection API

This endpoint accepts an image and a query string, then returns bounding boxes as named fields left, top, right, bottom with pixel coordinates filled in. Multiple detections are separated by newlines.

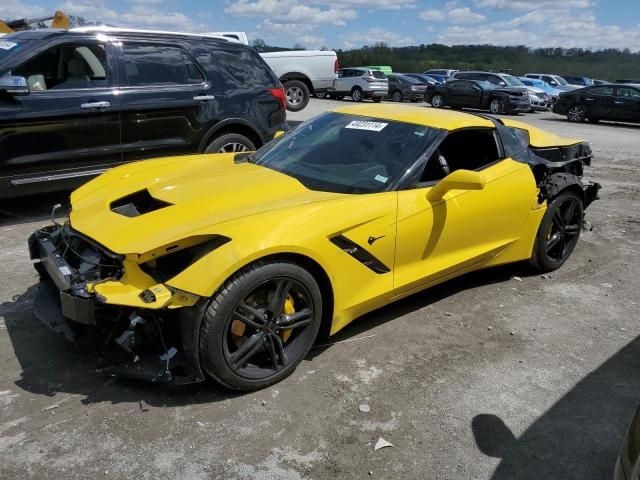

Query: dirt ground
left=1, top=100, right=639, bottom=480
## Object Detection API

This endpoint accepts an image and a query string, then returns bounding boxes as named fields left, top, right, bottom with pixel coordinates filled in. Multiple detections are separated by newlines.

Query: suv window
left=14, top=42, right=108, bottom=91
left=616, top=87, right=640, bottom=99
left=590, top=86, right=614, bottom=96
left=371, top=70, right=386, bottom=79
left=123, top=44, right=203, bottom=86
left=215, top=48, right=274, bottom=86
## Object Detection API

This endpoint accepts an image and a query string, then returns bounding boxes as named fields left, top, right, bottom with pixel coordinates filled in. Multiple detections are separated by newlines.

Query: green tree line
left=335, top=43, right=640, bottom=80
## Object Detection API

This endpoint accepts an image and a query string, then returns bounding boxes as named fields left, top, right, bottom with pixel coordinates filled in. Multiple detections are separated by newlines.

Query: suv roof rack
left=70, top=25, right=231, bottom=42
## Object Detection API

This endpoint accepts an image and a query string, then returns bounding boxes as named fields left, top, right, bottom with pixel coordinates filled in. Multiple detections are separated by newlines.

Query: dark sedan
left=402, top=73, right=442, bottom=86
left=553, top=84, right=640, bottom=123
left=386, top=74, right=427, bottom=102
left=425, top=79, right=530, bottom=114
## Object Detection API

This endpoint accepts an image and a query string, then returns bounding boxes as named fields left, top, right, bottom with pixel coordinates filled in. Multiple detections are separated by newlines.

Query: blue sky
left=2, top=1, right=639, bottom=50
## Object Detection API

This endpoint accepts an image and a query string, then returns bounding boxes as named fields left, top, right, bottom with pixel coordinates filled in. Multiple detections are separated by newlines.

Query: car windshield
left=502, top=75, right=525, bottom=86
left=253, top=112, right=442, bottom=194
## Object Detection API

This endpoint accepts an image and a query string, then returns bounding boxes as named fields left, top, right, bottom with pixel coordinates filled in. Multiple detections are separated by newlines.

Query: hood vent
left=110, top=189, right=173, bottom=218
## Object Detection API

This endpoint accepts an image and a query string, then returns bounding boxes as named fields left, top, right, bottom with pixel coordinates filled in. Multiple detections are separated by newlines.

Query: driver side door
left=392, top=128, right=538, bottom=297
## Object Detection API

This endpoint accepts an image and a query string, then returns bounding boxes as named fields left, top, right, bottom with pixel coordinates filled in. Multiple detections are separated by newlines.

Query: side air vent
left=110, top=190, right=173, bottom=218
left=330, top=235, right=390, bottom=274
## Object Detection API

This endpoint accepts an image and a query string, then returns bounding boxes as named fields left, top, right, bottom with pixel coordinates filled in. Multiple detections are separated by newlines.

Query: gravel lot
left=1, top=99, right=639, bottom=480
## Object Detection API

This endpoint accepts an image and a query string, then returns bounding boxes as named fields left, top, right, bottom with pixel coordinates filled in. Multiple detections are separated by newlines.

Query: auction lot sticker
left=0, top=41, right=18, bottom=50
left=346, top=121, right=388, bottom=132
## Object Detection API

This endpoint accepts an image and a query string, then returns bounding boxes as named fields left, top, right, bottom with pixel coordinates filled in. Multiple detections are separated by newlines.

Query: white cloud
left=0, top=0, right=46, bottom=20
left=314, top=0, right=417, bottom=9
left=420, top=10, right=446, bottom=21
left=447, top=7, right=486, bottom=24
left=474, top=0, right=591, bottom=10
left=340, top=27, right=415, bottom=49
left=420, top=5, right=485, bottom=25
left=225, top=1, right=356, bottom=26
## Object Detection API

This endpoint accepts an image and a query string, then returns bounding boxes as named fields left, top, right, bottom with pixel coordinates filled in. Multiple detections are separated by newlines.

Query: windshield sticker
left=346, top=121, right=388, bottom=132
left=374, top=174, right=388, bottom=183
left=0, top=41, right=18, bottom=51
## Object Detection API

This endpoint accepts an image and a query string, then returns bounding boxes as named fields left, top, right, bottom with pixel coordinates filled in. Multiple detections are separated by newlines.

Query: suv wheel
left=284, top=80, right=310, bottom=112
left=392, top=90, right=403, bottom=102
left=205, top=133, right=256, bottom=154
left=351, top=87, right=363, bottom=102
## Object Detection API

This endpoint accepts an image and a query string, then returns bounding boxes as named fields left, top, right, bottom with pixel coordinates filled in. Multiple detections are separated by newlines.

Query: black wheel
left=199, top=260, right=323, bottom=391
left=351, top=87, right=363, bottom=102
left=489, top=97, right=505, bottom=114
left=430, top=94, right=445, bottom=108
left=567, top=103, right=587, bottom=122
left=530, top=192, right=584, bottom=273
left=392, top=90, right=403, bottom=102
left=372, top=96, right=382, bottom=103
left=283, top=80, right=310, bottom=112
left=205, top=133, right=255, bottom=154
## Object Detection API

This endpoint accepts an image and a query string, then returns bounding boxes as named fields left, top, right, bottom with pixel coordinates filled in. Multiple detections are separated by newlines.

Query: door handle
left=193, top=95, right=215, bottom=101
left=81, top=101, right=110, bottom=109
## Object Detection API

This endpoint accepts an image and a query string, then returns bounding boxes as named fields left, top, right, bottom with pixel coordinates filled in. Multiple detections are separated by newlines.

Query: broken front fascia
left=29, top=224, right=206, bottom=384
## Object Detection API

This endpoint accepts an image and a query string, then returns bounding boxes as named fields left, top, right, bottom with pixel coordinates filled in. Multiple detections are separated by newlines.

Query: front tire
left=430, top=94, right=445, bottom=108
left=489, top=97, right=505, bottom=114
left=530, top=192, right=584, bottom=273
left=283, top=80, right=310, bottom=112
left=199, top=260, right=323, bottom=391
left=205, top=133, right=255, bottom=154
left=392, top=90, right=403, bottom=102
left=567, top=103, right=587, bottom=122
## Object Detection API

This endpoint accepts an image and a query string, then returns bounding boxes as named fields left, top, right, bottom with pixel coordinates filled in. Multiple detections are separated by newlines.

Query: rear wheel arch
left=199, top=120, right=264, bottom=153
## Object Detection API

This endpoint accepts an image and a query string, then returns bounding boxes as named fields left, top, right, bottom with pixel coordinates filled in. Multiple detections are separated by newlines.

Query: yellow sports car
left=29, top=104, right=600, bottom=390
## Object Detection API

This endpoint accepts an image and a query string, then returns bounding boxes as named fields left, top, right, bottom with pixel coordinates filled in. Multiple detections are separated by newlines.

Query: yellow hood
left=69, top=153, right=339, bottom=254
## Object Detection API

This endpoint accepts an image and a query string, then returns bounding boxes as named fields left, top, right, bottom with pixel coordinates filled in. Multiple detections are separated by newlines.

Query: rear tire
left=351, top=87, right=363, bottom=102
left=199, top=260, right=323, bottom=391
left=283, top=80, right=310, bottom=112
left=205, top=133, right=255, bottom=154
left=530, top=191, right=584, bottom=273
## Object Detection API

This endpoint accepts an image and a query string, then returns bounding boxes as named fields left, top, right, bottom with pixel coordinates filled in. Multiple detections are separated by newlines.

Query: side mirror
left=273, top=130, right=285, bottom=139
left=0, top=74, right=29, bottom=96
left=427, top=169, right=486, bottom=202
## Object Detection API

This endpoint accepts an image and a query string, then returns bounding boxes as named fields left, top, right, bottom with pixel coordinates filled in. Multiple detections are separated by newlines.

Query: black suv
left=0, top=27, right=287, bottom=198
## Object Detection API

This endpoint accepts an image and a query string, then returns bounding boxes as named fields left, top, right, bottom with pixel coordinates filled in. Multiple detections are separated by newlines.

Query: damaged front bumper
left=29, top=225, right=206, bottom=385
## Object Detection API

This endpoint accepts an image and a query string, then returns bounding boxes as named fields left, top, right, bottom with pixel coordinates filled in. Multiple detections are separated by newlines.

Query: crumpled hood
left=69, top=153, right=340, bottom=254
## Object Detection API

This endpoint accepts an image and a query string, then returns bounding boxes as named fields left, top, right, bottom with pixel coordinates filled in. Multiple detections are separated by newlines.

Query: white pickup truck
left=209, top=32, right=338, bottom=112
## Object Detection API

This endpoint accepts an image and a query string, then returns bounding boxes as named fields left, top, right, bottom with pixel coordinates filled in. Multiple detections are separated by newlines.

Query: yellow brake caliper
left=281, top=295, right=295, bottom=342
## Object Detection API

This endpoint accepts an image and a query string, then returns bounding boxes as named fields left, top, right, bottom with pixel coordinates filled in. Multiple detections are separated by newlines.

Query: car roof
left=330, top=104, right=494, bottom=131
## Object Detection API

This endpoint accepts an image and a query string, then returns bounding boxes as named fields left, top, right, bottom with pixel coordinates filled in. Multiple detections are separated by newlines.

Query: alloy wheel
left=490, top=99, right=504, bottom=114
left=217, top=142, right=250, bottom=153
left=545, top=196, right=582, bottom=262
left=222, top=277, right=316, bottom=380
left=392, top=91, right=402, bottom=102
left=431, top=95, right=443, bottom=108
left=567, top=105, right=586, bottom=122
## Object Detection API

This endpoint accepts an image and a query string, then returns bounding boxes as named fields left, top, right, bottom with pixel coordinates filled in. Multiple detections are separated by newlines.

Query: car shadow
left=3, top=263, right=531, bottom=406
left=472, top=336, right=640, bottom=479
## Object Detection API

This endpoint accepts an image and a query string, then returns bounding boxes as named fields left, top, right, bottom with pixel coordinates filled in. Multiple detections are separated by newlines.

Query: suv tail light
left=363, top=76, right=375, bottom=83
left=334, top=58, right=339, bottom=74
left=269, top=87, right=286, bottom=111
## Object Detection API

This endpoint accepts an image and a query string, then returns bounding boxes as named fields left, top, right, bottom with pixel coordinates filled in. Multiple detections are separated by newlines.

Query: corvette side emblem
left=368, top=235, right=385, bottom=245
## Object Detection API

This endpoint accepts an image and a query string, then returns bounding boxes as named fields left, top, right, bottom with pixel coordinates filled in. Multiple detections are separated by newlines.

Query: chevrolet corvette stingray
left=29, top=104, right=600, bottom=390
